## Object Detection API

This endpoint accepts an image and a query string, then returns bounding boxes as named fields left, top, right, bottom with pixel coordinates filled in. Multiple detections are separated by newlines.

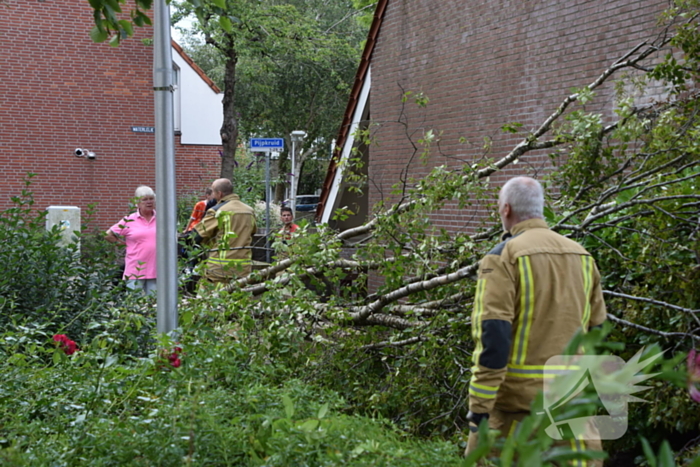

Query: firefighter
left=192, top=178, right=257, bottom=284
left=465, top=176, right=606, bottom=465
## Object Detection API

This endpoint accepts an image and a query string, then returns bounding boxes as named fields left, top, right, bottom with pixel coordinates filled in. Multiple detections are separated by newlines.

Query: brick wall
left=0, top=0, right=221, bottom=229
left=368, top=0, right=667, bottom=232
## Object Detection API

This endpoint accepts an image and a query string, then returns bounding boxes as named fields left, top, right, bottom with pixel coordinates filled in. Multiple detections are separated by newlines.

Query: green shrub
left=0, top=299, right=468, bottom=467
left=0, top=176, right=154, bottom=350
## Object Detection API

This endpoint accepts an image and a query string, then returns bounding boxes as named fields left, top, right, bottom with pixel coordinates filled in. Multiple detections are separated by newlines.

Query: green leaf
left=133, top=11, right=152, bottom=27
left=501, top=122, right=523, bottom=134
left=317, top=402, right=329, bottom=420
left=543, top=205, right=556, bottom=223
left=281, top=394, right=295, bottom=419
left=102, top=0, right=122, bottom=13
left=212, top=0, right=226, bottom=8
left=108, top=34, right=121, bottom=47
left=463, top=442, right=489, bottom=465
left=219, top=16, right=233, bottom=33
left=542, top=447, right=606, bottom=463
left=616, top=187, right=637, bottom=203
left=298, top=419, right=319, bottom=432
left=90, top=25, right=109, bottom=43
left=658, top=441, right=676, bottom=467
left=641, top=437, right=657, bottom=467
left=118, top=19, right=134, bottom=37
left=180, top=310, right=193, bottom=326
left=104, top=354, right=119, bottom=368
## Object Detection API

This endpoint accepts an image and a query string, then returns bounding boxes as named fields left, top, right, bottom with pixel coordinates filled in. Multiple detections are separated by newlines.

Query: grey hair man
left=498, top=176, right=545, bottom=230
left=465, top=176, right=606, bottom=465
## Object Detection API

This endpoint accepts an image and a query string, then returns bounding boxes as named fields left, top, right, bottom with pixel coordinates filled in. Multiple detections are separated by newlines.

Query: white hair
left=134, top=185, right=155, bottom=199
left=499, top=177, right=544, bottom=220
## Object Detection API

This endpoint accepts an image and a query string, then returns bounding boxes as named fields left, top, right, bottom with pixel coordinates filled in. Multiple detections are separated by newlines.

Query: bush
left=0, top=176, right=153, bottom=349
left=0, top=298, right=467, bottom=467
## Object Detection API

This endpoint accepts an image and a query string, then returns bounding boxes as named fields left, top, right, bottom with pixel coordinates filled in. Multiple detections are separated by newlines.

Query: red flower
left=53, top=334, right=78, bottom=355
left=159, top=345, right=184, bottom=369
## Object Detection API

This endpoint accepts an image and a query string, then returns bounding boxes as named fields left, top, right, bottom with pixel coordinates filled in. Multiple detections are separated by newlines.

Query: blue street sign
left=250, top=138, right=284, bottom=150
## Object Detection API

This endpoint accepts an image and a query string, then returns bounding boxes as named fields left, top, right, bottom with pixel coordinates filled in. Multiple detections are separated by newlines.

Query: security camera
left=75, top=148, right=97, bottom=159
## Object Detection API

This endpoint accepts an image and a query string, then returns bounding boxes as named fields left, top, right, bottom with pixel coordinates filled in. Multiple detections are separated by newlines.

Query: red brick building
left=319, top=0, right=668, bottom=232
left=0, top=0, right=222, bottom=229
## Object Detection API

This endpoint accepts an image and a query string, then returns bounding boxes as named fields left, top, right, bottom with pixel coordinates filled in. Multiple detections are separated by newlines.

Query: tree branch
left=604, top=290, right=700, bottom=316
left=347, top=263, right=479, bottom=322
left=608, top=313, right=700, bottom=342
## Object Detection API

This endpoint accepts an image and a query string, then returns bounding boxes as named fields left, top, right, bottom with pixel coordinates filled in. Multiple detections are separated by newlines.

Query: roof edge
left=315, top=0, right=388, bottom=222
left=171, top=39, right=223, bottom=94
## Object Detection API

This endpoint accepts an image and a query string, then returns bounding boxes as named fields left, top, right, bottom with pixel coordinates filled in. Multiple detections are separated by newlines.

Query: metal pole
left=290, top=137, right=296, bottom=218
left=154, top=0, right=177, bottom=334
left=265, top=151, right=271, bottom=263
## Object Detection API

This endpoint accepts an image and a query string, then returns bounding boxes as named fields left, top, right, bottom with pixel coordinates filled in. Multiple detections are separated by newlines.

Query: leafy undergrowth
left=0, top=313, right=466, bottom=467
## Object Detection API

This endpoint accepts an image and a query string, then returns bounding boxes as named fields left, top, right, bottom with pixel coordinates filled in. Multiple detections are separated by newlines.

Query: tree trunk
left=292, top=147, right=311, bottom=196
left=274, top=151, right=289, bottom=203
left=220, top=47, right=239, bottom=180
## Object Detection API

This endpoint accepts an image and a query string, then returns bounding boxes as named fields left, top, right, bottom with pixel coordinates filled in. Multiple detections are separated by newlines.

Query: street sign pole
left=265, top=151, right=271, bottom=263
left=291, top=137, right=296, bottom=217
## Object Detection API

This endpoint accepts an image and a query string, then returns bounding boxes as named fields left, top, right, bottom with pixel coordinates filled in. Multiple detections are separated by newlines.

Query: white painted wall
left=172, top=48, right=223, bottom=145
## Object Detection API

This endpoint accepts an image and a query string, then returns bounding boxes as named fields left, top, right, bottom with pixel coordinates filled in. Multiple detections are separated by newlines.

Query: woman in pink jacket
left=105, top=186, right=157, bottom=295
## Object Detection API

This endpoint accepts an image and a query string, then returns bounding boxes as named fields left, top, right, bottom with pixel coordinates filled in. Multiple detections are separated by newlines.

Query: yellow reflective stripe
left=471, top=278, right=487, bottom=370
left=219, top=213, right=233, bottom=261
left=469, top=389, right=496, bottom=399
left=507, top=372, right=550, bottom=379
left=512, top=256, right=535, bottom=366
left=207, top=257, right=249, bottom=265
left=506, top=364, right=579, bottom=379
left=581, top=256, right=593, bottom=332
left=508, top=364, right=581, bottom=370
left=469, top=381, right=499, bottom=399
left=471, top=382, right=498, bottom=391
left=570, top=437, right=587, bottom=467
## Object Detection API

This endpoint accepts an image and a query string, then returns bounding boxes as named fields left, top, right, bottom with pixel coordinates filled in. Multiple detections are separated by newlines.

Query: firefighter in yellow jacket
left=193, top=178, right=256, bottom=283
left=465, top=177, right=606, bottom=462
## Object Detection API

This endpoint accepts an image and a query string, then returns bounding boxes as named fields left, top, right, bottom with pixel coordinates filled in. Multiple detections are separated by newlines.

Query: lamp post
left=154, top=0, right=177, bottom=334
left=290, top=130, right=306, bottom=216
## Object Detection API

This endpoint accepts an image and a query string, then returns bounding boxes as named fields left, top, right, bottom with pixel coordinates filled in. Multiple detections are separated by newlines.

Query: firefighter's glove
left=467, top=410, right=489, bottom=433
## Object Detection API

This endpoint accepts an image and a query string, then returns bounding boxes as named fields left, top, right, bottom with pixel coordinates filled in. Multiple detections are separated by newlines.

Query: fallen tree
left=223, top=21, right=699, bottom=342
left=184, top=6, right=700, bottom=451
